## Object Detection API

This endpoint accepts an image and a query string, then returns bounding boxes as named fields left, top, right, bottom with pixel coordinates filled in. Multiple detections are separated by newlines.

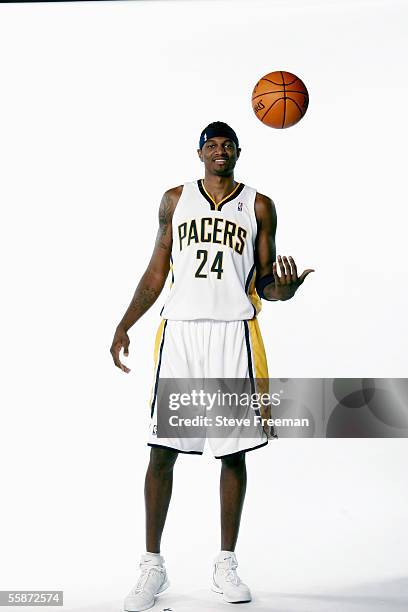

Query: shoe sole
left=211, top=584, right=251, bottom=604
left=124, top=580, right=170, bottom=612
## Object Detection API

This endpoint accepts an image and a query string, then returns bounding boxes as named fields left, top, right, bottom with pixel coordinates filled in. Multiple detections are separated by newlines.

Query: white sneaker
left=211, top=551, right=252, bottom=603
left=124, top=553, right=170, bottom=611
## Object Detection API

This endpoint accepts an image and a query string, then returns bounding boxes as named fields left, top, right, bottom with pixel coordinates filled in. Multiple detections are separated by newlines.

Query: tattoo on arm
left=119, top=190, right=177, bottom=330
left=131, top=286, right=161, bottom=313
left=157, top=192, right=172, bottom=250
left=121, top=280, right=163, bottom=328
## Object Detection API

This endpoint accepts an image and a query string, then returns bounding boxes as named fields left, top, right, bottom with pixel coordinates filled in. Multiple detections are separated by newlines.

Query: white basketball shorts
left=147, top=319, right=274, bottom=458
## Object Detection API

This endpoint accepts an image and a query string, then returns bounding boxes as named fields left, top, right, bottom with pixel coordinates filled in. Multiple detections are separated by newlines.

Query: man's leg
left=220, top=451, right=247, bottom=551
left=212, top=451, right=251, bottom=603
left=145, top=446, right=179, bottom=553
left=123, top=447, right=178, bottom=611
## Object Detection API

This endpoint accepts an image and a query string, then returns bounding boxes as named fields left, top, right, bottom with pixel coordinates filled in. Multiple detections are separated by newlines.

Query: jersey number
left=195, top=249, right=224, bottom=280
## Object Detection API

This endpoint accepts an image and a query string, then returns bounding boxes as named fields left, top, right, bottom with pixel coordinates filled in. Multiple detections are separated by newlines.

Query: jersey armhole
left=250, top=188, right=259, bottom=244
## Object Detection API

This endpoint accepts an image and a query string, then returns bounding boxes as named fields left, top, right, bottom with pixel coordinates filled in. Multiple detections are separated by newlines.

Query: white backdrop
left=0, top=1, right=407, bottom=611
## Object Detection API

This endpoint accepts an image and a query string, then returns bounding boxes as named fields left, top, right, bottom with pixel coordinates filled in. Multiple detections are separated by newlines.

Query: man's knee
left=221, top=450, right=246, bottom=470
left=149, top=446, right=178, bottom=475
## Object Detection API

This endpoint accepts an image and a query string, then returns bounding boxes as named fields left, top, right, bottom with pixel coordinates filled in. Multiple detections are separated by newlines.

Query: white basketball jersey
left=160, top=180, right=261, bottom=321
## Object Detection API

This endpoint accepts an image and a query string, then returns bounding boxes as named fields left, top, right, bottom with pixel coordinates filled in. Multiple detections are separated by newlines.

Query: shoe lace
left=225, top=561, right=241, bottom=585
left=132, top=564, right=164, bottom=594
left=217, top=557, right=241, bottom=586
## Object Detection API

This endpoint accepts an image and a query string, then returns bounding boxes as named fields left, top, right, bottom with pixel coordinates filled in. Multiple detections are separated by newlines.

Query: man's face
left=197, top=136, right=241, bottom=177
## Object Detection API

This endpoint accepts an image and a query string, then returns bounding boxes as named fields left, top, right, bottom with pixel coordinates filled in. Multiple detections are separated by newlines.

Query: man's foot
left=211, top=551, right=252, bottom=603
left=124, top=553, right=170, bottom=612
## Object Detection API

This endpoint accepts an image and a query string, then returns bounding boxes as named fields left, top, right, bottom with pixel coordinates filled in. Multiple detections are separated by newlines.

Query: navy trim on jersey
left=243, top=320, right=255, bottom=394
left=244, top=320, right=278, bottom=440
left=150, top=320, right=168, bottom=418
left=197, top=179, right=215, bottom=210
left=245, top=265, right=257, bottom=319
left=217, top=182, right=245, bottom=210
left=245, top=263, right=256, bottom=294
left=160, top=258, right=174, bottom=316
left=170, top=254, right=174, bottom=284
left=214, top=440, right=268, bottom=459
left=148, top=443, right=203, bottom=455
left=244, top=319, right=265, bottom=428
left=197, top=179, right=245, bottom=211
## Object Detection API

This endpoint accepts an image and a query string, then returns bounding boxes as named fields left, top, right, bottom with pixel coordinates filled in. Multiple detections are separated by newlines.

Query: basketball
left=251, top=71, right=309, bottom=129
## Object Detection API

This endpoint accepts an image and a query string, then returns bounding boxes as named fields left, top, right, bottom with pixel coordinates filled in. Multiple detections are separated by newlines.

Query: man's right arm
left=110, top=186, right=181, bottom=372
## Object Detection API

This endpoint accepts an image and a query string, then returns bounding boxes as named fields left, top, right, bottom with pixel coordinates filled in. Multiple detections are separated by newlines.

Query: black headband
left=199, top=125, right=239, bottom=150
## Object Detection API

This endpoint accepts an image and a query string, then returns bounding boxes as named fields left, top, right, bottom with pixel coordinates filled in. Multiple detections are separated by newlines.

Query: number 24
left=195, top=249, right=224, bottom=280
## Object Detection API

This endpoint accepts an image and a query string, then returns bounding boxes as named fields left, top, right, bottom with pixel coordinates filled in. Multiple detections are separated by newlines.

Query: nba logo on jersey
left=238, top=201, right=243, bottom=211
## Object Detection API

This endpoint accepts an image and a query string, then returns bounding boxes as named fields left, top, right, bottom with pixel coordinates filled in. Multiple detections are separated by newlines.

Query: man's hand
left=265, top=255, right=314, bottom=301
left=110, top=326, right=131, bottom=373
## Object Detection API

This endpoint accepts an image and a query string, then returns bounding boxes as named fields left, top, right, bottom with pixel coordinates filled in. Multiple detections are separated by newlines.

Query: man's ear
left=197, top=148, right=203, bottom=162
left=237, top=147, right=241, bottom=159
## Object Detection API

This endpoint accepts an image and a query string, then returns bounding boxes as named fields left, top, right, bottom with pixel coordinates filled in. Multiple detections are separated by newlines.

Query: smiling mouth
left=214, top=159, right=228, bottom=164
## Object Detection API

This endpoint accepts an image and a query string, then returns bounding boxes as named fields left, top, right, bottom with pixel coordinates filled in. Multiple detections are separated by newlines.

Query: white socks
left=216, top=550, right=235, bottom=561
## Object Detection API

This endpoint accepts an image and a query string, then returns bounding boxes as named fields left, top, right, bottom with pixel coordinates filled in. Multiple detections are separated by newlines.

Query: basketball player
left=110, top=122, right=314, bottom=611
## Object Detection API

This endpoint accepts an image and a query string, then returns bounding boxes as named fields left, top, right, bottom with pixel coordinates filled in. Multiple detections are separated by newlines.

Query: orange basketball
left=251, top=71, right=309, bottom=128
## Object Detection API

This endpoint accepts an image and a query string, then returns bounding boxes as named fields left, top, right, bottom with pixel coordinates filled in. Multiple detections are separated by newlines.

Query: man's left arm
left=254, top=193, right=314, bottom=301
